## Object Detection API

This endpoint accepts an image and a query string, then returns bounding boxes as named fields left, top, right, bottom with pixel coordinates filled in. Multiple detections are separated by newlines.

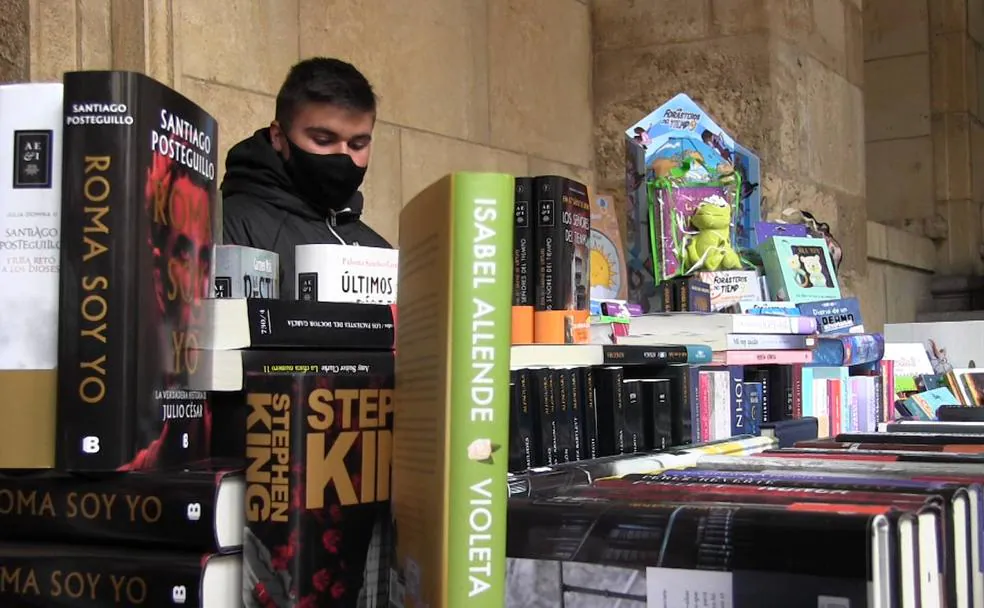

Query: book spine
left=531, top=368, right=557, bottom=465
left=212, top=245, right=279, bottom=299
left=725, top=333, right=812, bottom=350
left=552, top=368, right=575, bottom=463
left=0, top=474, right=225, bottom=551
left=601, top=344, right=690, bottom=365
left=791, top=364, right=804, bottom=419
left=729, top=366, right=746, bottom=437
left=565, top=368, right=585, bottom=461
left=592, top=366, right=625, bottom=456
left=512, top=177, right=533, bottom=307
left=508, top=369, right=537, bottom=472
left=245, top=300, right=396, bottom=350
left=652, top=380, right=672, bottom=450
left=532, top=176, right=590, bottom=344
left=698, top=372, right=711, bottom=443
left=729, top=313, right=817, bottom=334
left=446, top=175, right=512, bottom=608
left=622, top=379, right=644, bottom=453
left=57, top=72, right=142, bottom=470
left=579, top=367, right=599, bottom=459
left=743, top=382, right=763, bottom=436
left=0, top=547, right=211, bottom=605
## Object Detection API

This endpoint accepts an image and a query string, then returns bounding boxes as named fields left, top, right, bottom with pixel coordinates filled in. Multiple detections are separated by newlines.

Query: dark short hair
left=275, top=57, right=377, bottom=128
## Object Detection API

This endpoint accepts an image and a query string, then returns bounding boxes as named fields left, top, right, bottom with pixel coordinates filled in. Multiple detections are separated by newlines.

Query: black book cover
left=512, top=177, right=534, bottom=307
left=761, top=417, right=819, bottom=448
left=57, top=70, right=217, bottom=472
left=507, top=495, right=885, bottom=608
left=621, top=379, right=644, bottom=453
left=0, top=543, right=236, bottom=606
left=601, top=344, right=690, bottom=366
left=592, top=366, right=625, bottom=456
left=241, top=299, right=395, bottom=350
left=635, top=365, right=698, bottom=447
left=241, top=350, right=393, bottom=608
left=0, top=467, right=241, bottom=553
left=578, top=366, right=599, bottom=460
left=560, top=367, right=586, bottom=461
left=508, top=369, right=538, bottom=472
left=745, top=368, right=770, bottom=425
left=529, top=368, right=557, bottom=466
left=640, top=379, right=672, bottom=450
left=552, top=369, right=576, bottom=463
left=533, top=175, right=590, bottom=312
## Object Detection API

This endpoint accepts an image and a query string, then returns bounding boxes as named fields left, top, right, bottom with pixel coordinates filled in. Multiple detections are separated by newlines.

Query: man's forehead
left=293, top=103, right=374, bottom=136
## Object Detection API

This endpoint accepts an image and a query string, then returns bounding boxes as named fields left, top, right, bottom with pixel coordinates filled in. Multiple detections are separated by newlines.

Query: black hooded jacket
left=221, top=129, right=391, bottom=299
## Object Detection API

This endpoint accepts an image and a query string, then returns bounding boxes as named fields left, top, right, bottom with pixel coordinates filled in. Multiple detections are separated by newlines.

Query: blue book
left=797, top=297, right=863, bottom=335
left=811, top=333, right=884, bottom=367
left=744, top=381, right=763, bottom=436
left=685, top=344, right=712, bottom=364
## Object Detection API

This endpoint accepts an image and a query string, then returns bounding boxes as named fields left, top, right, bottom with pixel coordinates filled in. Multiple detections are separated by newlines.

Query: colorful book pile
left=506, top=425, right=984, bottom=608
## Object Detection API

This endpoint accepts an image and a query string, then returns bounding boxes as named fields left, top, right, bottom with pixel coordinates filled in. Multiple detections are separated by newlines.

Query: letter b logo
left=81, top=436, right=100, bottom=454
left=172, top=585, right=187, bottom=604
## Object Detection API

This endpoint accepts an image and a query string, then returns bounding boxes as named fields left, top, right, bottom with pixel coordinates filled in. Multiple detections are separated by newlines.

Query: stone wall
left=592, top=0, right=867, bottom=277
left=865, top=0, right=984, bottom=274
left=19, top=0, right=595, bottom=244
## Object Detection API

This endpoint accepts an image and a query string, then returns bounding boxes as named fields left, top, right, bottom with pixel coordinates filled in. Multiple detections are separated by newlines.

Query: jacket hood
left=220, top=128, right=364, bottom=223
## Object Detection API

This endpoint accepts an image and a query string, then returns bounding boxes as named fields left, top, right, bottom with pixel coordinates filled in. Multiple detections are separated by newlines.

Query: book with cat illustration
left=759, top=235, right=841, bottom=303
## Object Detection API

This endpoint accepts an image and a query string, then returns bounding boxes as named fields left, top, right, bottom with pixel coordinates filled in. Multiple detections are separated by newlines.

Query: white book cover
left=295, top=243, right=398, bottom=304
left=0, top=83, right=63, bottom=370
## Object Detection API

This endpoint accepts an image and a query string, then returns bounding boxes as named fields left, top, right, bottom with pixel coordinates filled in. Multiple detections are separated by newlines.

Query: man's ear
left=269, top=121, right=285, bottom=154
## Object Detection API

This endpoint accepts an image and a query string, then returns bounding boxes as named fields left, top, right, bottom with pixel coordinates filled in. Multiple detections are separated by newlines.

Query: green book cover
left=392, top=172, right=513, bottom=608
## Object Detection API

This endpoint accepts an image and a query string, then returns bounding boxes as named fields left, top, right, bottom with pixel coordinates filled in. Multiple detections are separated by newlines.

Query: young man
left=222, top=57, right=391, bottom=299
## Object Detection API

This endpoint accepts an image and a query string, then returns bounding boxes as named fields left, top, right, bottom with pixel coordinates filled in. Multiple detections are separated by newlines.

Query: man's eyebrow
left=304, top=126, right=339, bottom=137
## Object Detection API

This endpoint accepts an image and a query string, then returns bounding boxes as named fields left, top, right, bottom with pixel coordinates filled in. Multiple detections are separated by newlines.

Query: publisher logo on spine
left=12, top=130, right=54, bottom=189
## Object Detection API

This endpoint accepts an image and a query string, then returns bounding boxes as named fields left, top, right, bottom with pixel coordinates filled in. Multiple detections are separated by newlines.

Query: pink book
left=711, top=349, right=814, bottom=365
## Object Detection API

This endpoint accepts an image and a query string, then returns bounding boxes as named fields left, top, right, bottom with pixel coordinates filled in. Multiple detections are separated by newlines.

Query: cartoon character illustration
left=789, top=256, right=809, bottom=287
left=681, top=195, right=742, bottom=273
left=632, top=126, right=652, bottom=147
left=801, top=254, right=828, bottom=287
left=701, top=129, right=733, bottom=163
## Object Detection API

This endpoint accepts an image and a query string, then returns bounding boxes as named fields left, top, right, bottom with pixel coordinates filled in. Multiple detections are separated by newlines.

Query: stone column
left=929, top=0, right=984, bottom=274
left=0, top=0, right=30, bottom=83
left=593, top=0, right=866, bottom=278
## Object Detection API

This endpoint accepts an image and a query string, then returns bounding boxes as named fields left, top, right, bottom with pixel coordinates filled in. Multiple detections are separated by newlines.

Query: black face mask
left=282, top=137, right=367, bottom=216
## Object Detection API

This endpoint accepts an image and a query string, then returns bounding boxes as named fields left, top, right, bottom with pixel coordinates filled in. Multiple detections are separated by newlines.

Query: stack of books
left=507, top=424, right=984, bottom=608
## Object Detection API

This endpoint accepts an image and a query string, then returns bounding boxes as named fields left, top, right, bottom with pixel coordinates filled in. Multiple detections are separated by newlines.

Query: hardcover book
left=0, top=82, right=63, bottom=468
left=533, top=175, right=591, bottom=344
left=200, top=298, right=395, bottom=351
left=0, top=543, right=240, bottom=607
left=56, top=70, right=218, bottom=472
left=0, top=467, right=243, bottom=552
left=391, top=172, right=513, bottom=608
left=242, top=350, right=394, bottom=608
left=212, top=244, right=279, bottom=299
left=295, top=243, right=398, bottom=305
